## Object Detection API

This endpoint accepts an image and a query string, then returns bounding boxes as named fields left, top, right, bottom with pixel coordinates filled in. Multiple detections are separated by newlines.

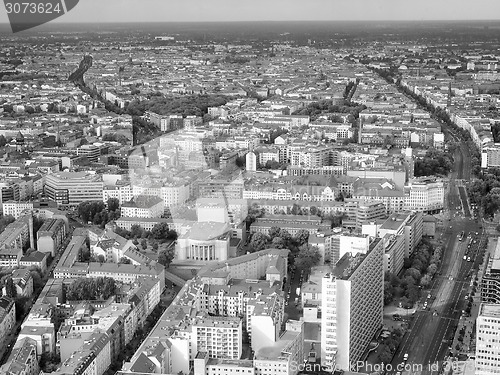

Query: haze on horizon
left=1, top=0, right=500, bottom=24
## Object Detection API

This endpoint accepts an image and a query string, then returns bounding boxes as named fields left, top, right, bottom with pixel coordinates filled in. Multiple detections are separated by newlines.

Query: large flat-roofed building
left=44, top=172, right=103, bottom=206
left=250, top=214, right=330, bottom=236
left=198, top=177, right=244, bottom=199
left=404, top=178, right=444, bottom=213
left=365, top=211, right=423, bottom=258
left=76, top=144, right=101, bottom=162
left=481, top=238, right=500, bottom=303
left=475, top=303, right=500, bottom=375
left=343, top=199, right=387, bottom=230
left=482, top=146, right=500, bottom=169
left=382, top=233, right=406, bottom=275
left=321, top=238, right=384, bottom=371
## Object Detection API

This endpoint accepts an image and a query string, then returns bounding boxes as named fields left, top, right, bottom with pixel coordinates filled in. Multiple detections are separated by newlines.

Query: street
left=389, top=132, right=481, bottom=375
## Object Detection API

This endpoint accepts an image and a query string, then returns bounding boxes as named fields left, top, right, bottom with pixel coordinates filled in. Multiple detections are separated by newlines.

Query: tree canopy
left=414, top=149, right=453, bottom=177
left=66, top=277, right=116, bottom=301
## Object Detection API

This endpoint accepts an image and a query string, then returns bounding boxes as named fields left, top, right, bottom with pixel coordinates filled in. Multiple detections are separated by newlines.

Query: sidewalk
left=449, top=258, right=487, bottom=358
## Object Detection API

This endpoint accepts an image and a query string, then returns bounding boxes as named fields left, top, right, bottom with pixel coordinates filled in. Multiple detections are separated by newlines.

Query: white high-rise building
left=476, top=303, right=500, bottom=374
left=246, top=151, right=257, bottom=172
left=321, top=238, right=384, bottom=371
left=404, top=178, right=444, bottom=212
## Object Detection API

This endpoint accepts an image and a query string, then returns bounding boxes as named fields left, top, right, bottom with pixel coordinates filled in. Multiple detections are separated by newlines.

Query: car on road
left=403, top=353, right=409, bottom=361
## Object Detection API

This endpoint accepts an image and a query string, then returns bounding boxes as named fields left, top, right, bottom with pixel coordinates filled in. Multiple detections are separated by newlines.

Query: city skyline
left=1, top=0, right=500, bottom=25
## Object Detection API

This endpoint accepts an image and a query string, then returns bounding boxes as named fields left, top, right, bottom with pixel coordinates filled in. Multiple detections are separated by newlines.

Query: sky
left=1, top=0, right=500, bottom=24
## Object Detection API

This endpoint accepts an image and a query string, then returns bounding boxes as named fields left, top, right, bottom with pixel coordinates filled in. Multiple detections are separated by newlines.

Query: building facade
left=321, top=238, right=384, bottom=371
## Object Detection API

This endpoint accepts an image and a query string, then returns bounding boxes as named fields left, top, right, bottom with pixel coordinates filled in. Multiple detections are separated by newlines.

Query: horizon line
left=1, top=19, right=500, bottom=25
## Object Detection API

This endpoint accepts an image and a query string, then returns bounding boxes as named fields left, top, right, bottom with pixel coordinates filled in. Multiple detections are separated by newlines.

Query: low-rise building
left=121, top=195, right=165, bottom=219
left=20, top=250, right=48, bottom=275
left=3, top=268, right=33, bottom=298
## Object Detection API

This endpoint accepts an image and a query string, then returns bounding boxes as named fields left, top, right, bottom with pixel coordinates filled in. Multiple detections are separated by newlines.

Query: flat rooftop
left=479, top=303, right=500, bottom=318
left=254, top=330, right=300, bottom=360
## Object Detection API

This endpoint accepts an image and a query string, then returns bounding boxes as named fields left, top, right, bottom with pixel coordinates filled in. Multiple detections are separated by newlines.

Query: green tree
left=150, top=222, right=170, bottom=240
left=0, top=134, right=7, bottom=147
left=271, top=237, right=286, bottom=249
left=427, top=263, right=438, bottom=276
left=141, top=239, right=148, bottom=250
left=107, top=197, right=120, bottom=212
left=378, top=345, right=393, bottom=363
left=119, top=257, right=131, bottom=264
left=420, top=274, right=433, bottom=288
left=250, top=232, right=270, bottom=252
left=294, top=229, right=310, bottom=246
left=268, top=226, right=281, bottom=238
left=30, top=269, right=43, bottom=291
left=66, top=277, right=116, bottom=300
left=158, top=248, right=175, bottom=268
left=130, top=224, right=144, bottom=239
left=291, top=203, right=302, bottom=215
left=406, top=285, right=421, bottom=303
left=4, top=277, right=16, bottom=298
left=384, top=281, right=394, bottom=305
left=406, top=267, right=422, bottom=282
left=294, top=245, right=321, bottom=278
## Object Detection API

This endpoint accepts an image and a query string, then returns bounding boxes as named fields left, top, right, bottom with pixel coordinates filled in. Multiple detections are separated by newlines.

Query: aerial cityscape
left=0, top=3, right=500, bottom=375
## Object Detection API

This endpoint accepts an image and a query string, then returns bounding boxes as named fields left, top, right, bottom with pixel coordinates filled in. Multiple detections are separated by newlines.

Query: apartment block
left=2, top=201, right=34, bottom=219
left=321, top=238, right=384, bottom=370
left=37, top=218, right=68, bottom=257
left=192, top=317, right=243, bottom=359
left=76, top=144, right=101, bottom=162
left=0, top=297, right=16, bottom=350
left=343, top=199, right=387, bottom=230
left=121, top=195, right=165, bottom=218
left=122, top=249, right=289, bottom=375
left=366, top=211, right=423, bottom=258
left=481, top=238, right=500, bottom=303
left=475, top=303, right=500, bottom=375
left=0, top=337, right=39, bottom=375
